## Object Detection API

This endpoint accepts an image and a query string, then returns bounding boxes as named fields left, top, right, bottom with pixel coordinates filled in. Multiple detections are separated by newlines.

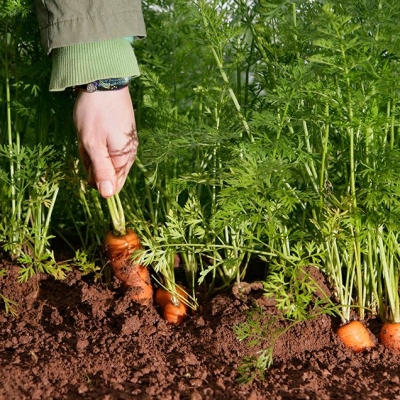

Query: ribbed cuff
left=49, top=39, right=140, bottom=92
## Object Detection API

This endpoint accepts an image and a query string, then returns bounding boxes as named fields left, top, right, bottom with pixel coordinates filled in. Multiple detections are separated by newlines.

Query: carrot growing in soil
left=155, top=284, right=189, bottom=324
left=104, top=194, right=153, bottom=305
left=377, top=230, right=400, bottom=354
left=314, top=211, right=374, bottom=352
left=337, top=320, right=374, bottom=353
left=332, top=241, right=374, bottom=352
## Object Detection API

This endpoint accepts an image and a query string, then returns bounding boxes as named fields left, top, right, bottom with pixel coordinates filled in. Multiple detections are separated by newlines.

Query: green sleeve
left=49, top=38, right=140, bottom=92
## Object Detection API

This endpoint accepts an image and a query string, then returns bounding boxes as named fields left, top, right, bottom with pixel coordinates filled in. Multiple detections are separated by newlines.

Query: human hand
left=73, top=87, right=138, bottom=198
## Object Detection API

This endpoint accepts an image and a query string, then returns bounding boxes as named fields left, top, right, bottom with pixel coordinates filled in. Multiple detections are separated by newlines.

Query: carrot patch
left=337, top=320, right=374, bottom=352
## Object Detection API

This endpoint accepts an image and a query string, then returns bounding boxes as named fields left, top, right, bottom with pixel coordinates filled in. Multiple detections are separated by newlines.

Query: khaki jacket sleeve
left=35, top=0, right=146, bottom=54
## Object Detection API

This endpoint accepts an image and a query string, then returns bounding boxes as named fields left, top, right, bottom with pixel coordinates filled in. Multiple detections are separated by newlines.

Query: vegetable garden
left=2, top=0, right=400, bottom=398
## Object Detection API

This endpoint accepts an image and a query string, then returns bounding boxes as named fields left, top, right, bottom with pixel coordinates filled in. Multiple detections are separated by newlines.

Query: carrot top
left=106, top=193, right=126, bottom=236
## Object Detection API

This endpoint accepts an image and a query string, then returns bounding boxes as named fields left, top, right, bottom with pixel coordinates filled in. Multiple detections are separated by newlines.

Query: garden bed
left=1, top=258, right=399, bottom=400
left=3, top=2, right=400, bottom=398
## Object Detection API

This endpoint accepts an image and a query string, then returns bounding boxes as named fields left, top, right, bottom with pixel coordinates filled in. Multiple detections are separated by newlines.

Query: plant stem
left=319, top=103, right=330, bottom=195
left=37, top=186, right=60, bottom=258
left=4, top=23, right=18, bottom=250
left=106, top=193, right=126, bottom=236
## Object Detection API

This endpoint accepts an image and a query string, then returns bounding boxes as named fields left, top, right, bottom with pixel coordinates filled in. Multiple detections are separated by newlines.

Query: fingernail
left=98, top=181, right=114, bottom=198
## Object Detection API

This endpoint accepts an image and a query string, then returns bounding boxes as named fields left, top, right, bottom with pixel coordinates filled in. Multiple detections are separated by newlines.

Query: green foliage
left=0, top=144, right=66, bottom=281
left=72, top=249, right=102, bottom=281
left=0, top=0, right=79, bottom=284
left=234, top=303, right=321, bottom=384
left=234, top=306, right=279, bottom=383
left=17, top=251, right=70, bottom=282
left=124, top=0, right=400, bottom=323
left=0, top=292, right=18, bottom=316
left=263, top=242, right=333, bottom=320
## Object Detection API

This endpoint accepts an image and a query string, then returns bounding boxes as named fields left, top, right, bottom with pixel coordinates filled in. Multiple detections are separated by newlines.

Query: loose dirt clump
left=1, top=258, right=400, bottom=399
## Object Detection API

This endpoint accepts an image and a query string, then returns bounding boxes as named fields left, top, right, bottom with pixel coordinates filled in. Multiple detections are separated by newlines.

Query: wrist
left=75, top=77, right=132, bottom=93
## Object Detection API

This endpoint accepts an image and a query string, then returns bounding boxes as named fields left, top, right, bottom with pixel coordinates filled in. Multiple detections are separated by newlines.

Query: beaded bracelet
left=75, top=77, right=132, bottom=93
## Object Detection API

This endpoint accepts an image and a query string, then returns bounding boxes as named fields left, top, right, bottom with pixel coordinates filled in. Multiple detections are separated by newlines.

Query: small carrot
left=379, top=322, right=400, bottom=354
left=155, top=285, right=187, bottom=309
left=155, top=285, right=188, bottom=324
left=337, top=320, right=374, bottom=352
left=163, top=302, right=187, bottom=325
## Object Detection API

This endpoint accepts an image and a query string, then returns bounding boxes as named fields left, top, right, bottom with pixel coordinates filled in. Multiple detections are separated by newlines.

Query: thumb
left=89, top=150, right=117, bottom=198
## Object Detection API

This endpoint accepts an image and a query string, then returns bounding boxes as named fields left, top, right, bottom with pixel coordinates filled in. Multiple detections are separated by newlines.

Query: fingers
left=78, top=135, right=117, bottom=197
left=79, top=129, right=137, bottom=197
left=107, top=124, right=138, bottom=192
left=74, top=88, right=138, bottom=198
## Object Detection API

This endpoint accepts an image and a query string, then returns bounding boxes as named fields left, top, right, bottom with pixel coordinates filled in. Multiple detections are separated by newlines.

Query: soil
left=1, top=257, right=400, bottom=400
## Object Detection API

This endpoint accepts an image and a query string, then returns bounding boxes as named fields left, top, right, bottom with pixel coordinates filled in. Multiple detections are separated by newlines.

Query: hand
left=73, top=87, right=138, bottom=198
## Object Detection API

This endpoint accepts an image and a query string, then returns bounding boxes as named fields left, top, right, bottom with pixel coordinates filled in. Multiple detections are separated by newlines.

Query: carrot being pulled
left=104, top=194, right=153, bottom=305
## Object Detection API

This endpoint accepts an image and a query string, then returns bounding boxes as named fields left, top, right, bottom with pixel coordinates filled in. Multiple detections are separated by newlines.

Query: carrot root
left=155, top=285, right=187, bottom=309
left=379, top=322, right=400, bottom=354
left=129, top=265, right=153, bottom=305
left=104, top=229, right=153, bottom=305
left=337, top=320, right=374, bottom=353
left=163, top=302, right=187, bottom=325
left=155, top=285, right=188, bottom=324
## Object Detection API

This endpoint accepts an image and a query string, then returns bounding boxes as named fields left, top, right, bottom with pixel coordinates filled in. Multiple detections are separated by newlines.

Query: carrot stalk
left=106, top=194, right=126, bottom=236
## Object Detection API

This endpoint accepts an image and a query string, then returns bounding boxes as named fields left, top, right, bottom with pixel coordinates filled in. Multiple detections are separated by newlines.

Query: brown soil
left=1, top=258, right=400, bottom=400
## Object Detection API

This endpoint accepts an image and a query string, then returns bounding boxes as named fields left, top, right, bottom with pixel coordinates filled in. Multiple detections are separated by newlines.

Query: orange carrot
left=130, top=264, right=154, bottom=305
left=379, top=322, right=400, bottom=354
left=163, top=301, right=187, bottom=325
left=155, top=285, right=187, bottom=309
left=155, top=285, right=188, bottom=324
left=337, top=320, right=374, bottom=352
left=155, top=287, right=173, bottom=310
left=104, top=228, right=153, bottom=305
